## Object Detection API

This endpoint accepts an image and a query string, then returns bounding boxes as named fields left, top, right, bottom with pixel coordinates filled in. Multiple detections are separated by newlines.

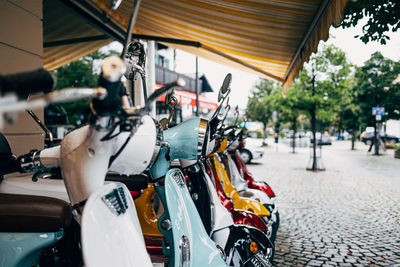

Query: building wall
left=0, top=0, right=44, bottom=155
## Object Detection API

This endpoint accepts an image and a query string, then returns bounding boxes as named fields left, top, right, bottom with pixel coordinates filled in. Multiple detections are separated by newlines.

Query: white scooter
left=0, top=57, right=177, bottom=266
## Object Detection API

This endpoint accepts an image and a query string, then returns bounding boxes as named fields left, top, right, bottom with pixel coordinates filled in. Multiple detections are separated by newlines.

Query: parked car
left=360, top=131, right=399, bottom=145
left=239, top=137, right=264, bottom=164
left=309, top=132, right=332, bottom=145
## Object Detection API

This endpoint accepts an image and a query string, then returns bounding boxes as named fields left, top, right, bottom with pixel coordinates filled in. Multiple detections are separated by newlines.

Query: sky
left=105, top=19, right=400, bottom=109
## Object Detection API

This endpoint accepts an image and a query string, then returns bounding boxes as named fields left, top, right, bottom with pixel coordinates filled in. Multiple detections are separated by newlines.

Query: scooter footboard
left=161, top=168, right=227, bottom=267
left=0, top=231, right=63, bottom=267
left=81, top=182, right=152, bottom=267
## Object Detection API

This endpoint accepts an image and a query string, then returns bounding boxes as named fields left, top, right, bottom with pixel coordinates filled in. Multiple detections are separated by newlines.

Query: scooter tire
left=271, top=211, right=280, bottom=244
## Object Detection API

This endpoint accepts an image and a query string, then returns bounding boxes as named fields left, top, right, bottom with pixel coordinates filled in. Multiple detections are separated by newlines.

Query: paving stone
left=247, top=141, right=400, bottom=266
left=306, top=260, right=324, bottom=266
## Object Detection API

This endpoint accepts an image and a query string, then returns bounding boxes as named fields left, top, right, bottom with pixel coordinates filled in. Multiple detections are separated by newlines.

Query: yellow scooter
left=133, top=183, right=163, bottom=237
left=210, top=137, right=270, bottom=219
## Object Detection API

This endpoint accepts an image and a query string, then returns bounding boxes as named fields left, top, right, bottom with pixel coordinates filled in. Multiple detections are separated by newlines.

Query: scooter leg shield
left=81, top=183, right=152, bottom=267
left=159, top=168, right=227, bottom=267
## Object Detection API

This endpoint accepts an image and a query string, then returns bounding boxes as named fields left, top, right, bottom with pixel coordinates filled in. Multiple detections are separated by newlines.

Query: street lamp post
left=368, top=77, right=380, bottom=155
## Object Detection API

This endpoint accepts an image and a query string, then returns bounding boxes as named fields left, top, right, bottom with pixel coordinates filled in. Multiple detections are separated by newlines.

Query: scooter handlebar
left=0, top=69, right=54, bottom=98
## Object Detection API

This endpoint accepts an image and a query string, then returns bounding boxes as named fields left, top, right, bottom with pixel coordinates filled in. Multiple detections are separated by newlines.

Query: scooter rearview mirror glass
left=218, top=73, right=232, bottom=102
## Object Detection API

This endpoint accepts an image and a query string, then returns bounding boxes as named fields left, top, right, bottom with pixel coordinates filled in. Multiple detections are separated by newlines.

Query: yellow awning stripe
left=43, top=0, right=349, bottom=87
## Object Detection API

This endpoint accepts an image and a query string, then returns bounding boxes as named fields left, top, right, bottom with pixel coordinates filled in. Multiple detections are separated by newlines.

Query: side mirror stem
left=26, top=110, right=54, bottom=147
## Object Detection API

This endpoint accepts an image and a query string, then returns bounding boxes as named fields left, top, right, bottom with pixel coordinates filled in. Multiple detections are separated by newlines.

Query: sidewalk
left=248, top=140, right=400, bottom=266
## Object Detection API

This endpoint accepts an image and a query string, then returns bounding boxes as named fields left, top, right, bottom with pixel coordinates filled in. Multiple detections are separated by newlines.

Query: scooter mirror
left=218, top=73, right=232, bottom=102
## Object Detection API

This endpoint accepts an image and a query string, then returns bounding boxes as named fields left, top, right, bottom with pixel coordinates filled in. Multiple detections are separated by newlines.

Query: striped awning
left=43, top=0, right=349, bottom=87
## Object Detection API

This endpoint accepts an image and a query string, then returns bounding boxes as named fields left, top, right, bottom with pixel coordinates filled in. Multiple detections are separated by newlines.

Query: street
left=247, top=140, right=400, bottom=266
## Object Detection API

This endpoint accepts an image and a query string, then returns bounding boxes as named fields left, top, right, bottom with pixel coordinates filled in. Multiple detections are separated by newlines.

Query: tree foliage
left=246, top=44, right=355, bottom=135
left=246, top=79, right=281, bottom=128
left=48, top=50, right=119, bottom=125
left=353, top=52, right=400, bottom=128
left=340, top=0, right=400, bottom=44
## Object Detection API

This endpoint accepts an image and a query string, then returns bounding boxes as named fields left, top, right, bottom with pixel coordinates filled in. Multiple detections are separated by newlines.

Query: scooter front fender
left=81, top=182, right=152, bottom=267
left=163, top=168, right=226, bottom=267
left=224, top=225, right=273, bottom=267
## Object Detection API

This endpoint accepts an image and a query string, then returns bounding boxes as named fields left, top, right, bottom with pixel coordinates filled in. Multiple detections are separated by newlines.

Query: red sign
left=156, top=84, right=217, bottom=110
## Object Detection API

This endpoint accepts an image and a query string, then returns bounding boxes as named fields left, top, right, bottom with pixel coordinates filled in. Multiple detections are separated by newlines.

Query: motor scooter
left=211, top=139, right=272, bottom=222
left=231, top=128, right=276, bottom=199
left=129, top=73, right=273, bottom=266
left=166, top=74, right=274, bottom=266
left=204, top=87, right=273, bottom=232
left=0, top=56, right=173, bottom=267
left=0, top=68, right=107, bottom=267
left=223, top=128, right=279, bottom=242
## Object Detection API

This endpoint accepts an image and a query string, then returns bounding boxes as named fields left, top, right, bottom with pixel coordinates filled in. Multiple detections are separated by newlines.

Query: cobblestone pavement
left=247, top=140, right=400, bottom=266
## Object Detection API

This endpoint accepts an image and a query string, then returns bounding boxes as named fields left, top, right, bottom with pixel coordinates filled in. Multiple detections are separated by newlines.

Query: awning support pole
left=195, top=56, right=199, bottom=117
left=121, top=0, right=141, bottom=58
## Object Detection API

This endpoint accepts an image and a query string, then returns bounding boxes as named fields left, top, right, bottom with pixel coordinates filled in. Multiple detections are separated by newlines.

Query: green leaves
left=246, top=44, right=356, bottom=133
left=354, top=52, right=400, bottom=128
left=48, top=49, right=120, bottom=126
left=340, top=0, right=400, bottom=44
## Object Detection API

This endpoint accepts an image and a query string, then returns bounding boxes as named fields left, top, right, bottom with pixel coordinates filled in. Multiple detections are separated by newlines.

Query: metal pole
left=312, top=75, right=317, bottom=170
left=195, top=56, right=199, bottom=117
left=120, top=0, right=141, bottom=58
left=147, top=40, right=156, bottom=117
left=374, top=84, right=379, bottom=155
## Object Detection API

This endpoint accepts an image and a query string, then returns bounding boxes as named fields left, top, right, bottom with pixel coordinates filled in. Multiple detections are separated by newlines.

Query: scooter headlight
left=179, top=235, right=190, bottom=267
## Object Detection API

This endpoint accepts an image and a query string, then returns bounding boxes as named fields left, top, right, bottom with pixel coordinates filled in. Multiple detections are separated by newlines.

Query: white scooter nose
left=81, top=182, right=152, bottom=267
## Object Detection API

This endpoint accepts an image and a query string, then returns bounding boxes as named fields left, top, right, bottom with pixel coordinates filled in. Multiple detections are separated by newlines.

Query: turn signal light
left=249, top=241, right=258, bottom=254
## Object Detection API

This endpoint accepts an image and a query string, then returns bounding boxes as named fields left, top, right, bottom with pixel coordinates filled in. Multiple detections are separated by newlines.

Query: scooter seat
left=0, top=193, right=72, bottom=232
left=105, top=173, right=148, bottom=191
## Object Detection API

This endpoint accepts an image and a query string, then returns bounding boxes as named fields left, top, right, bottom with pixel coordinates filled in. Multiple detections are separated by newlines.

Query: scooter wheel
left=271, top=211, right=280, bottom=244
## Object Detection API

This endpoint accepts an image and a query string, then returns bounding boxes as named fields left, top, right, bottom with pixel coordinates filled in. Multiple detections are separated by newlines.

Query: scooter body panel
left=81, top=182, right=152, bottom=267
left=150, top=118, right=202, bottom=180
left=227, top=155, right=274, bottom=206
left=134, top=183, right=163, bottom=237
left=109, top=115, right=157, bottom=175
left=0, top=175, right=69, bottom=202
left=198, top=163, right=234, bottom=232
left=0, top=231, right=63, bottom=267
left=212, top=156, right=270, bottom=217
left=231, top=151, right=276, bottom=198
left=60, top=124, right=113, bottom=205
left=163, top=168, right=226, bottom=267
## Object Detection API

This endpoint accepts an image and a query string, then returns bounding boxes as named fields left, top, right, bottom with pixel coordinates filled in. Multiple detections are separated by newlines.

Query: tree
left=272, top=79, right=309, bottom=153
left=246, top=79, right=281, bottom=132
left=340, top=0, right=400, bottom=44
left=47, top=50, right=119, bottom=125
left=284, top=44, right=354, bottom=169
left=353, top=52, right=400, bottom=154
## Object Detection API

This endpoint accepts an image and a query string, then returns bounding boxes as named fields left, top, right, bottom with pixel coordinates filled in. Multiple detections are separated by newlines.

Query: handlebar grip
left=0, top=69, right=54, bottom=98
left=0, top=153, right=21, bottom=176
